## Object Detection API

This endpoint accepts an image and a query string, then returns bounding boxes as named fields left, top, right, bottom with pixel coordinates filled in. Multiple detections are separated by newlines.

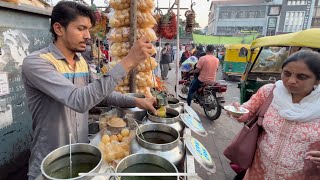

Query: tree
left=193, top=29, right=204, bottom=35
left=194, top=22, right=200, bottom=29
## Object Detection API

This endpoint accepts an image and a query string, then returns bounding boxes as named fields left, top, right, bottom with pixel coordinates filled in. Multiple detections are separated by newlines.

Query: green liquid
left=48, top=163, right=96, bottom=179
left=121, top=163, right=176, bottom=180
left=45, top=152, right=100, bottom=179
left=139, top=131, right=176, bottom=144
left=168, top=101, right=177, bottom=105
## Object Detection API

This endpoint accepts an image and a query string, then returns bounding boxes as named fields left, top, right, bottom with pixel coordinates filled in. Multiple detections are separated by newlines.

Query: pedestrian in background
left=160, top=43, right=171, bottom=80
left=154, top=41, right=161, bottom=77
left=180, top=45, right=191, bottom=65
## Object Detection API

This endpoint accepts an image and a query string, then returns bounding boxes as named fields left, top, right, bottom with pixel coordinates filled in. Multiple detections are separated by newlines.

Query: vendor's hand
left=120, top=36, right=153, bottom=72
left=135, top=97, right=157, bottom=115
left=306, top=151, right=320, bottom=167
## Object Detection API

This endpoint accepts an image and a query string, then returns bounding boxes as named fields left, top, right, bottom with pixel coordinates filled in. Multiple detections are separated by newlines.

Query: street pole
left=129, top=0, right=137, bottom=93
left=158, top=38, right=162, bottom=77
left=175, top=0, right=180, bottom=98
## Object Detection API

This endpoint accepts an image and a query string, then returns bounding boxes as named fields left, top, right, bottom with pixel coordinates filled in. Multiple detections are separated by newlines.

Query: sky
left=51, top=0, right=212, bottom=28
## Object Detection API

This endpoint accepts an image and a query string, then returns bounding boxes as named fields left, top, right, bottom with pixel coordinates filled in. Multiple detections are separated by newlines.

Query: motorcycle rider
left=187, top=45, right=219, bottom=106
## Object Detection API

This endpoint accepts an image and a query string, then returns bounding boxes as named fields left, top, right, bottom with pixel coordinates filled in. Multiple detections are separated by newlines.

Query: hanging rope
left=185, top=2, right=196, bottom=34
left=153, top=0, right=162, bottom=37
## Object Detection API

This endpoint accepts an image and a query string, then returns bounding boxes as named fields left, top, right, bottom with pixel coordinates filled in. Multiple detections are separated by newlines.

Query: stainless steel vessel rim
left=115, top=153, right=179, bottom=176
left=135, top=124, right=180, bottom=146
left=167, top=97, right=180, bottom=104
left=146, top=107, right=180, bottom=119
left=40, top=143, right=102, bottom=180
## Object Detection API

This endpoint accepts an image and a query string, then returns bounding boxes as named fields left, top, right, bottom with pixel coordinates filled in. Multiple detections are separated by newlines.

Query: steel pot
left=115, top=153, right=178, bottom=180
left=41, top=143, right=102, bottom=180
left=131, top=123, right=185, bottom=166
left=118, top=93, right=147, bottom=122
left=142, top=108, right=185, bottom=135
left=166, top=97, right=184, bottom=113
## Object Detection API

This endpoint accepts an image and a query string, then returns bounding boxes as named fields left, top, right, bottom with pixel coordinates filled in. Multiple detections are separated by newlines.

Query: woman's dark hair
left=282, top=50, right=320, bottom=80
left=50, top=1, right=96, bottom=41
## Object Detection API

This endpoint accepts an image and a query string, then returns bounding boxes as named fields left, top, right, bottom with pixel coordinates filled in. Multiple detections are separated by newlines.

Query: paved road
left=164, top=63, right=243, bottom=180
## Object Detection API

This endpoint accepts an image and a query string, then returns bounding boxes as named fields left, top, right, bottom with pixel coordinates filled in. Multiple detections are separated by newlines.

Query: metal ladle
left=125, top=115, right=146, bottom=141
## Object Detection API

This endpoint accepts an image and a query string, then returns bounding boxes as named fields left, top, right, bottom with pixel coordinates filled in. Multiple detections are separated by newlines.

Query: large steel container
left=131, top=123, right=185, bottom=166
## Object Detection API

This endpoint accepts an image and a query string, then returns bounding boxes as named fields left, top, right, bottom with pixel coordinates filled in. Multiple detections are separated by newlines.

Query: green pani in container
left=116, top=153, right=178, bottom=180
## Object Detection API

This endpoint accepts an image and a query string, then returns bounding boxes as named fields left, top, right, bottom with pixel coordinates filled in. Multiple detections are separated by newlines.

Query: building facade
left=207, top=0, right=316, bottom=36
left=312, top=0, right=320, bottom=27
left=207, top=0, right=269, bottom=36
left=277, top=0, right=316, bottom=33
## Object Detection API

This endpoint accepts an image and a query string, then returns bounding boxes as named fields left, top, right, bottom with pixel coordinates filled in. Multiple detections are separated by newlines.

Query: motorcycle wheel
left=175, top=84, right=189, bottom=100
left=203, top=93, right=221, bottom=121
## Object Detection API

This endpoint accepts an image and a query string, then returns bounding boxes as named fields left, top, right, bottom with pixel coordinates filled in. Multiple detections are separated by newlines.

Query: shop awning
left=250, top=28, right=320, bottom=49
left=192, top=34, right=258, bottom=45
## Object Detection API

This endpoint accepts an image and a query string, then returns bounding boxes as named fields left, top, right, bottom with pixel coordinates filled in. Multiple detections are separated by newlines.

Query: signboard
left=303, top=0, right=314, bottom=29
left=0, top=73, right=9, bottom=96
left=268, top=6, right=281, bottom=16
left=267, top=17, right=278, bottom=36
left=268, top=17, right=278, bottom=29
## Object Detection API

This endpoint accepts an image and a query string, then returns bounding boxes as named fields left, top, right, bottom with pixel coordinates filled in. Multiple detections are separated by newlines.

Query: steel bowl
left=166, top=97, right=184, bottom=113
left=118, top=93, right=147, bottom=122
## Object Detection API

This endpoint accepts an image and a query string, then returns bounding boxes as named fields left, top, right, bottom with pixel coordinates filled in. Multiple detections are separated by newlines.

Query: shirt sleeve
left=103, top=91, right=136, bottom=107
left=238, top=84, right=274, bottom=122
left=216, top=58, right=220, bottom=70
left=22, top=54, right=127, bottom=113
left=196, top=58, right=204, bottom=69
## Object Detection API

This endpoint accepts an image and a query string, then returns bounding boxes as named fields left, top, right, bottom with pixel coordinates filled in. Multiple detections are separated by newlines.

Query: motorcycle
left=175, top=73, right=227, bottom=121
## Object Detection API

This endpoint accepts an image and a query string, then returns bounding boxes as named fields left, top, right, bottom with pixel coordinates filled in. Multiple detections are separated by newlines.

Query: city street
left=165, top=62, right=243, bottom=180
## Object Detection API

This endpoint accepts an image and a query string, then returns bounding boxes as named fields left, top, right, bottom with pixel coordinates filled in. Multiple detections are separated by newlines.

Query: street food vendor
left=21, top=1, right=156, bottom=179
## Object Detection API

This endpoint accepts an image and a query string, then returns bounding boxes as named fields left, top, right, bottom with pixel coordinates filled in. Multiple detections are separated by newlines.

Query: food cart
left=15, top=0, right=216, bottom=180
left=80, top=1, right=216, bottom=178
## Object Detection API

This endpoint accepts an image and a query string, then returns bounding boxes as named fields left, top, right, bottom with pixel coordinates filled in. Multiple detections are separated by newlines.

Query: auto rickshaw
left=240, top=28, right=320, bottom=104
left=222, top=44, right=259, bottom=81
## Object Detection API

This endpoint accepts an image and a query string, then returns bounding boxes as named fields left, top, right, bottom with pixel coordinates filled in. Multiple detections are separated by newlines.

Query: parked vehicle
left=222, top=44, right=259, bottom=81
left=176, top=74, right=227, bottom=121
left=240, top=28, right=320, bottom=104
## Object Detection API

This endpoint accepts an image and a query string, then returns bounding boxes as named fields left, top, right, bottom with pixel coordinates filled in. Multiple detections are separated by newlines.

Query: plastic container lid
left=184, top=104, right=201, bottom=122
left=184, top=135, right=216, bottom=174
left=180, top=113, right=208, bottom=137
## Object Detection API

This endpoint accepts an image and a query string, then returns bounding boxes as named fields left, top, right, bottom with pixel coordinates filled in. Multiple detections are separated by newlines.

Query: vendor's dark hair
left=199, top=52, right=206, bottom=57
left=50, top=1, right=96, bottom=41
left=206, top=45, right=214, bottom=53
left=282, top=50, right=320, bottom=80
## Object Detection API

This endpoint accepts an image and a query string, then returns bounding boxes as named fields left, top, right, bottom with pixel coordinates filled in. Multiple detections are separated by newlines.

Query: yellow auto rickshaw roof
left=225, top=44, right=251, bottom=49
left=250, top=28, right=320, bottom=49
